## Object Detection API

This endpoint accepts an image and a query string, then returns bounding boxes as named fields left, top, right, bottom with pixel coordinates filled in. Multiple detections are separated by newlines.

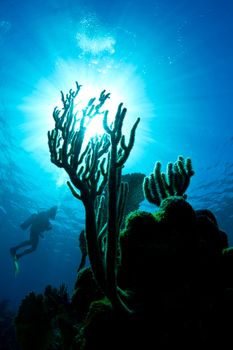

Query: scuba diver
left=10, top=206, right=58, bottom=273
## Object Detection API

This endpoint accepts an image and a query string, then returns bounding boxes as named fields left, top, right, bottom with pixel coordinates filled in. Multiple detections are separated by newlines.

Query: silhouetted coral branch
left=102, top=102, right=140, bottom=312
left=48, top=83, right=111, bottom=292
left=48, top=82, right=140, bottom=314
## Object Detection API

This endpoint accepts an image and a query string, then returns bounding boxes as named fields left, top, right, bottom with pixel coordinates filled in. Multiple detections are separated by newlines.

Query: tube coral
left=143, top=155, right=194, bottom=206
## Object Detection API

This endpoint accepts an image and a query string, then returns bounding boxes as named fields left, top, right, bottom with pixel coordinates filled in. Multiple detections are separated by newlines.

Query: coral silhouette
left=143, top=155, right=194, bottom=206
left=48, top=82, right=139, bottom=313
left=77, top=172, right=145, bottom=272
left=15, top=285, right=72, bottom=350
left=13, top=83, right=233, bottom=349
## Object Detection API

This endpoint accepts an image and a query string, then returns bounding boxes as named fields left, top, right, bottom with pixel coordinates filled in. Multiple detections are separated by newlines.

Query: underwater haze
left=0, top=0, right=233, bottom=310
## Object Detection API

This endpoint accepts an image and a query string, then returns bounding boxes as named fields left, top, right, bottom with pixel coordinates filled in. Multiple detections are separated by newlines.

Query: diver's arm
left=20, top=214, right=37, bottom=230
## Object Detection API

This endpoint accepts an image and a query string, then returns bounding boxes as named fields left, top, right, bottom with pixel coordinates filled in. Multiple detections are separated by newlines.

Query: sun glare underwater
left=1, top=0, right=233, bottom=348
left=18, top=58, right=152, bottom=180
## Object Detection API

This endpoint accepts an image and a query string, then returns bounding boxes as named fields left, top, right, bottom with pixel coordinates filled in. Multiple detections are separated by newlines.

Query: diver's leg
left=15, top=237, right=39, bottom=259
left=10, top=240, right=31, bottom=256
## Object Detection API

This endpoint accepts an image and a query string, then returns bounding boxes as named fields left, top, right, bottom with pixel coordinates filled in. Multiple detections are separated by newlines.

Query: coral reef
left=14, top=191, right=233, bottom=349
left=71, top=267, right=104, bottom=323
left=72, top=198, right=233, bottom=349
left=15, top=285, right=73, bottom=350
left=13, top=83, right=233, bottom=349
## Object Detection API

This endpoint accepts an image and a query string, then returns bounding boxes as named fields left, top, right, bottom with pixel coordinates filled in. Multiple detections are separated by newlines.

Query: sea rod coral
left=48, top=82, right=139, bottom=313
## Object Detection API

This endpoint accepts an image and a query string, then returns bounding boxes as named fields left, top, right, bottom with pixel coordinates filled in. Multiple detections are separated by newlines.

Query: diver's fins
left=13, top=256, right=20, bottom=276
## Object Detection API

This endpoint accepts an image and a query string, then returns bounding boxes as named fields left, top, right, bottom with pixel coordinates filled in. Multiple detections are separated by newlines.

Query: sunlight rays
left=18, top=57, right=154, bottom=182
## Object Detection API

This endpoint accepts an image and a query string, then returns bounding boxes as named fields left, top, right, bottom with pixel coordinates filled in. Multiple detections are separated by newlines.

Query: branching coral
left=48, top=82, right=110, bottom=293
left=143, top=155, right=194, bottom=206
left=48, top=82, right=140, bottom=313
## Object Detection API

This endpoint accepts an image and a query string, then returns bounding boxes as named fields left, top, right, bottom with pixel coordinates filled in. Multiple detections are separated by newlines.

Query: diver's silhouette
left=10, top=206, right=58, bottom=260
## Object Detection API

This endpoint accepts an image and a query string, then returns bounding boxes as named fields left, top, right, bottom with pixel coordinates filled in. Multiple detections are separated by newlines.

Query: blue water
left=1, top=0, right=233, bottom=310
